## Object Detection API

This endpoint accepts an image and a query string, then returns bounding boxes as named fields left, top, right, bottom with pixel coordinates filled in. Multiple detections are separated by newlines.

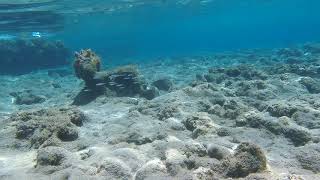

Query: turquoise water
left=59, top=0, right=320, bottom=60
left=1, top=0, right=320, bottom=61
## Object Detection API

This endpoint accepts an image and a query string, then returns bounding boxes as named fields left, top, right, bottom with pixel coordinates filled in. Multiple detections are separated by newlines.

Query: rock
left=207, top=144, right=231, bottom=160
left=112, top=148, right=145, bottom=171
left=165, top=149, right=187, bottom=175
left=157, top=104, right=179, bottom=121
left=243, top=111, right=311, bottom=146
left=216, top=128, right=231, bottom=137
left=126, top=132, right=153, bottom=145
left=193, top=167, right=216, bottom=180
left=292, top=110, right=320, bottom=129
left=98, top=158, right=132, bottom=179
left=166, top=118, right=185, bottom=131
left=152, top=79, right=173, bottom=91
left=10, top=91, right=45, bottom=105
left=221, top=142, right=267, bottom=178
left=185, top=142, right=207, bottom=157
left=296, top=146, right=320, bottom=173
left=299, top=77, right=320, bottom=93
left=183, top=113, right=215, bottom=138
left=57, top=126, right=79, bottom=141
left=283, top=126, right=312, bottom=146
left=267, top=102, right=297, bottom=117
left=36, top=146, right=70, bottom=167
left=183, top=113, right=213, bottom=131
left=9, top=107, right=85, bottom=148
left=134, top=159, right=167, bottom=180
left=74, top=49, right=101, bottom=87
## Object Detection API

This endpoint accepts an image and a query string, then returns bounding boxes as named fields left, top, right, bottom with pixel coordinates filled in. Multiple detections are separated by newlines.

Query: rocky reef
left=1, top=43, right=320, bottom=179
left=0, top=38, right=70, bottom=75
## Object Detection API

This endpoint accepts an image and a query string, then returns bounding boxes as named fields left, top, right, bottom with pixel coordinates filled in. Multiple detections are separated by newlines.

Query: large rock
left=243, top=111, right=311, bottom=146
left=220, top=142, right=267, bottom=178
left=9, top=107, right=85, bottom=148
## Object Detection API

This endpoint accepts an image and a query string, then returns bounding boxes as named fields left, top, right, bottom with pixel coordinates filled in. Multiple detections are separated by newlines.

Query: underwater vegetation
left=0, top=38, right=70, bottom=74
left=73, top=49, right=160, bottom=105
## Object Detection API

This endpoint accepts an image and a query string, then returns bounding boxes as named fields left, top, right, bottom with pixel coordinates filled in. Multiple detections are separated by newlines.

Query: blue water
left=0, top=0, right=320, bottom=62
left=53, top=0, right=320, bottom=61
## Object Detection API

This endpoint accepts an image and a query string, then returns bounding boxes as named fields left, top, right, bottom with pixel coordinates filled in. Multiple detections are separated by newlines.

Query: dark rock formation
left=0, top=39, right=70, bottom=75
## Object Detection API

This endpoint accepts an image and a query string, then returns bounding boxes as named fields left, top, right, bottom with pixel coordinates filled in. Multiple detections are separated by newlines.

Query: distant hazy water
left=1, top=0, right=320, bottom=61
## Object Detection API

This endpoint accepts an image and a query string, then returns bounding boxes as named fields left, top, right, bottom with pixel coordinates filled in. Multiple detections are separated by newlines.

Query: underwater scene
left=1, top=0, right=320, bottom=179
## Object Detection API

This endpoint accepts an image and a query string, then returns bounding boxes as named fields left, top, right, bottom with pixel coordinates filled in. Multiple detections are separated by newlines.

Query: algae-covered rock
left=243, top=111, right=311, bottom=146
left=220, top=142, right=267, bottom=178
left=9, top=107, right=85, bottom=149
left=98, top=158, right=133, bottom=179
left=36, top=146, right=71, bottom=167
left=299, top=77, right=320, bottom=94
left=73, top=50, right=159, bottom=102
left=267, top=102, right=297, bottom=117
left=135, top=159, right=167, bottom=180
left=74, top=49, right=101, bottom=87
